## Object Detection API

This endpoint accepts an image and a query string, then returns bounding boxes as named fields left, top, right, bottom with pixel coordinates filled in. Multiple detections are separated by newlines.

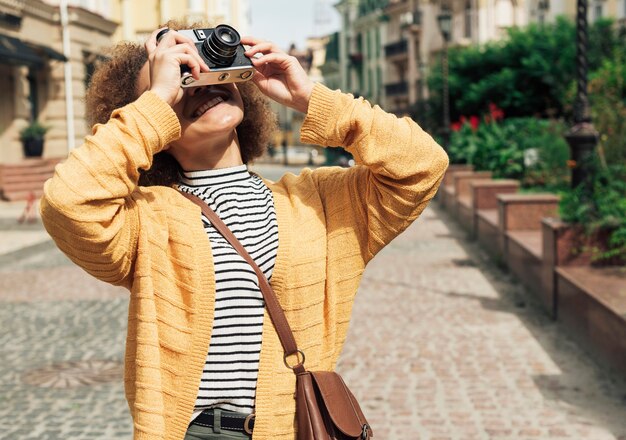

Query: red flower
left=488, top=102, right=505, bottom=121
left=450, top=121, right=462, bottom=132
left=469, top=115, right=480, bottom=131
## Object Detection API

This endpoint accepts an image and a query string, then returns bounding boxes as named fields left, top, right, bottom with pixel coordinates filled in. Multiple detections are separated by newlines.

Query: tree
left=427, top=17, right=626, bottom=130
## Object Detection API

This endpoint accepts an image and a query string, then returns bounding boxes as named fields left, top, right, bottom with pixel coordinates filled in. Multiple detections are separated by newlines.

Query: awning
left=0, top=33, right=67, bottom=67
left=27, top=42, right=67, bottom=62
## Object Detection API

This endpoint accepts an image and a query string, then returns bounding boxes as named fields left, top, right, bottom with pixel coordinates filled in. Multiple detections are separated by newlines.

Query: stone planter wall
left=440, top=166, right=474, bottom=211
left=454, top=171, right=492, bottom=236
left=435, top=170, right=626, bottom=378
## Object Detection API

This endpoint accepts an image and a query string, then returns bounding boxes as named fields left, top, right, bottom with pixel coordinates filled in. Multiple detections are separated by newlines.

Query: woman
left=40, top=18, right=448, bottom=440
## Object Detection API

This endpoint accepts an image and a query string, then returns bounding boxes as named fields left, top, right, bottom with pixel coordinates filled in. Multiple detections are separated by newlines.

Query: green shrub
left=19, top=121, right=50, bottom=142
left=589, top=46, right=626, bottom=165
left=559, top=162, right=626, bottom=263
left=448, top=115, right=569, bottom=190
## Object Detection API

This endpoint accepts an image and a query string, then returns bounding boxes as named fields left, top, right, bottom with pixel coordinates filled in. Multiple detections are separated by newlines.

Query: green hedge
left=448, top=115, right=570, bottom=191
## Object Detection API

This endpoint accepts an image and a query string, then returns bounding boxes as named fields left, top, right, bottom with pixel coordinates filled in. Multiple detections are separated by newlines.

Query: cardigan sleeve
left=302, top=83, right=449, bottom=263
left=39, top=91, right=181, bottom=287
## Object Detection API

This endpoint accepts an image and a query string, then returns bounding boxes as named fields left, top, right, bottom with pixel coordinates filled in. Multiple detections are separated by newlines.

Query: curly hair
left=85, top=18, right=277, bottom=187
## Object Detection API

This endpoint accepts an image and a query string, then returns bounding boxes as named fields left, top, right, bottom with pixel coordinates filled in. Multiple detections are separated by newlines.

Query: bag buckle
left=244, top=413, right=255, bottom=435
left=361, top=424, right=370, bottom=439
left=283, top=349, right=306, bottom=370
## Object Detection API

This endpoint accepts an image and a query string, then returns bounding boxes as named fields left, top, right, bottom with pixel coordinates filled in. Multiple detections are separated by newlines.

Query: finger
left=243, top=40, right=285, bottom=58
left=146, top=27, right=168, bottom=53
left=175, top=44, right=210, bottom=72
left=250, top=51, right=294, bottom=68
left=172, top=53, right=203, bottom=79
left=241, top=36, right=264, bottom=47
left=154, top=30, right=204, bottom=60
left=249, top=68, right=267, bottom=85
left=163, top=30, right=198, bottom=50
left=244, top=42, right=277, bottom=58
left=158, top=45, right=209, bottom=76
left=152, top=28, right=180, bottom=49
left=156, top=41, right=210, bottom=72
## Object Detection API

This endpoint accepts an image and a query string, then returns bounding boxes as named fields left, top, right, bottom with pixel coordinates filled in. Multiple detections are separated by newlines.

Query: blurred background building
left=0, top=0, right=115, bottom=163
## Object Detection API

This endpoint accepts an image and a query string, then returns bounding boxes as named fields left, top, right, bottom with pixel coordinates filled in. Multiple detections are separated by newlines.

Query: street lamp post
left=565, top=0, right=598, bottom=188
left=437, top=6, right=452, bottom=150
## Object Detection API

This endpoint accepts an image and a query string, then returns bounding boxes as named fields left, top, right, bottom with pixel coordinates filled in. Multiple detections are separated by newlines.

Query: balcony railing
left=384, top=39, right=408, bottom=57
left=349, top=52, right=364, bottom=65
left=385, top=81, right=408, bottom=96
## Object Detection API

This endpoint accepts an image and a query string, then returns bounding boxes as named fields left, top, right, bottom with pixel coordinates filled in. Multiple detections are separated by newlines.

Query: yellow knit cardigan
left=40, top=83, right=448, bottom=440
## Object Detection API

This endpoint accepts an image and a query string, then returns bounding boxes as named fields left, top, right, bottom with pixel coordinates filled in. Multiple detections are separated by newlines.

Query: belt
left=192, top=409, right=255, bottom=435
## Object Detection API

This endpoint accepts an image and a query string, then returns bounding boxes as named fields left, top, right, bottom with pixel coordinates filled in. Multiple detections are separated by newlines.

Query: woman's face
left=136, top=62, right=245, bottom=158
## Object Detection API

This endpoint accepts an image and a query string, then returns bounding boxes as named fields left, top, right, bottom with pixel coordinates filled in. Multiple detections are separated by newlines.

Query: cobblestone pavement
left=1, top=177, right=626, bottom=439
left=339, top=204, right=626, bottom=440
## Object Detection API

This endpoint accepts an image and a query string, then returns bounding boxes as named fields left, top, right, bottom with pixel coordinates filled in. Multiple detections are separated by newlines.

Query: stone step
left=0, top=158, right=61, bottom=201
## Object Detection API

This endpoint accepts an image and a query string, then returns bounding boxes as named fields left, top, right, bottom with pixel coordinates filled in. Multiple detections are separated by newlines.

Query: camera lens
left=202, top=24, right=241, bottom=66
left=156, top=28, right=170, bottom=42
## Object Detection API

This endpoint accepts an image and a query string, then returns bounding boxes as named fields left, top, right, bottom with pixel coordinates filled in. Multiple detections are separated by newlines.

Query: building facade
left=383, top=0, right=430, bottom=117
left=0, top=0, right=116, bottom=163
left=108, top=0, right=251, bottom=42
left=333, top=0, right=388, bottom=104
left=44, top=0, right=251, bottom=42
left=320, top=31, right=341, bottom=90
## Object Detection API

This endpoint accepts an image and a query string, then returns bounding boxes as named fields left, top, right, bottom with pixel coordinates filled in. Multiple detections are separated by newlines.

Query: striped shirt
left=178, top=164, right=278, bottom=416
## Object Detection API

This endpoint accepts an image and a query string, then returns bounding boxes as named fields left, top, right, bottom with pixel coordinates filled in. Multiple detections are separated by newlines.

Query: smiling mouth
left=192, top=95, right=227, bottom=118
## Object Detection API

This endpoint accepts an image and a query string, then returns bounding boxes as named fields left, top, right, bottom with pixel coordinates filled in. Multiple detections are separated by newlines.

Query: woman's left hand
left=241, top=37, right=315, bottom=114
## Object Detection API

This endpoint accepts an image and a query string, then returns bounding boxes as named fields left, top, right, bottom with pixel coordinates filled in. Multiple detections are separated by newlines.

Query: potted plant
left=19, top=120, right=50, bottom=157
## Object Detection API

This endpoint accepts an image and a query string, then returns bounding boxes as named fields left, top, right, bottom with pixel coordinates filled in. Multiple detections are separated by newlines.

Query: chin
left=204, top=104, right=243, bottom=126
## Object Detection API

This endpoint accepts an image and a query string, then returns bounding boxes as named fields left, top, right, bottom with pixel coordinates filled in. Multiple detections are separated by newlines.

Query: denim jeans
left=184, top=409, right=252, bottom=440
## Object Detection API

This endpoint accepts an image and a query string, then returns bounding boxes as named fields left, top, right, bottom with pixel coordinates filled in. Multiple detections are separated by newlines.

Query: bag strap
left=180, top=191, right=305, bottom=371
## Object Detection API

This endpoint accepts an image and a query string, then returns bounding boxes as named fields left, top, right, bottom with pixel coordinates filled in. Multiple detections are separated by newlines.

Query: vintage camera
left=157, top=24, right=255, bottom=88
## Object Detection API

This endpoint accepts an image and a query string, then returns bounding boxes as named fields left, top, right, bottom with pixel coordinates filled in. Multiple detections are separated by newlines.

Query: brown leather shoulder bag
left=181, top=191, right=373, bottom=440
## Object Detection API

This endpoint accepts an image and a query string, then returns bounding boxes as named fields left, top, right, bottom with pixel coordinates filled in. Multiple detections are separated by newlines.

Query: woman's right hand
left=144, top=28, right=210, bottom=107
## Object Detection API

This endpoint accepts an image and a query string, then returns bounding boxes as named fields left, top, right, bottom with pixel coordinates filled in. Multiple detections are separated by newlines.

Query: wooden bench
left=0, top=158, right=61, bottom=222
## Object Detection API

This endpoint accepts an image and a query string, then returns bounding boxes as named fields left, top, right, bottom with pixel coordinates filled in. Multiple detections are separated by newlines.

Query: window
left=464, top=1, right=472, bottom=39
left=593, top=1, right=603, bottom=20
